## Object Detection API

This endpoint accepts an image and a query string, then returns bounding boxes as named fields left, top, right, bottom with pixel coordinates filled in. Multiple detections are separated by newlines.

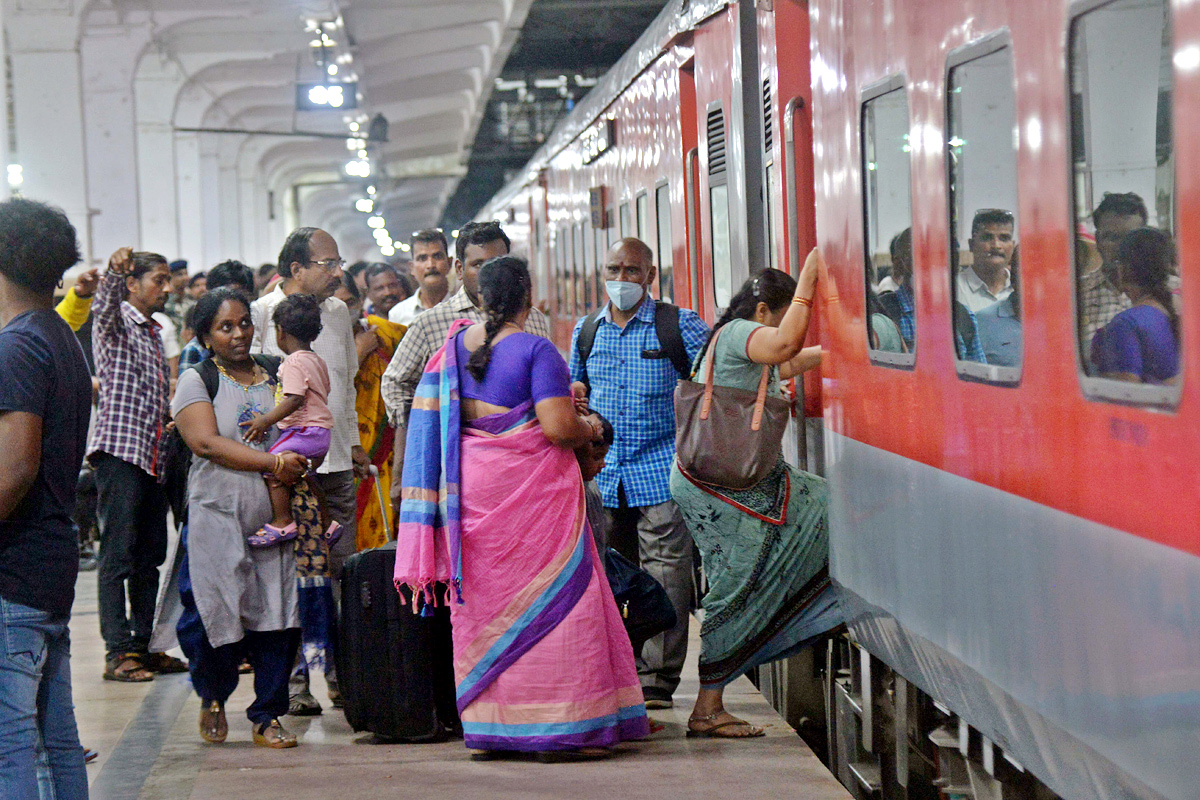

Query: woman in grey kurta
left=172, top=287, right=309, bottom=749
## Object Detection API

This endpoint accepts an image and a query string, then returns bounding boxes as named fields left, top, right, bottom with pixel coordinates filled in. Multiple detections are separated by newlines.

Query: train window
left=573, top=221, right=585, bottom=316
left=707, top=103, right=734, bottom=307
left=619, top=203, right=632, bottom=238
left=947, top=34, right=1022, bottom=384
left=582, top=220, right=594, bottom=311
left=763, top=77, right=779, bottom=273
left=636, top=192, right=649, bottom=243
left=555, top=225, right=566, bottom=314
left=593, top=225, right=605, bottom=309
left=861, top=75, right=914, bottom=366
left=1070, top=0, right=1180, bottom=407
left=656, top=182, right=674, bottom=303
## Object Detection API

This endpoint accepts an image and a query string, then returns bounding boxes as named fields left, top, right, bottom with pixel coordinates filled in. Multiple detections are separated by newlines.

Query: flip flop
left=686, top=719, right=766, bottom=738
left=324, top=521, right=343, bottom=547
left=247, top=522, right=297, bottom=549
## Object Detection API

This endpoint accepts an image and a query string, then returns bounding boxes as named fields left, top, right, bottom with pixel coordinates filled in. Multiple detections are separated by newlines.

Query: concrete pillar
left=134, top=50, right=186, bottom=258
left=6, top=2, right=91, bottom=260
left=78, top=15, right=148, bottom=263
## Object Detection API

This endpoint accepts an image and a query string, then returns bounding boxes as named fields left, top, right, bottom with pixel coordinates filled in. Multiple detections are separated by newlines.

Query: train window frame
left=636, top=191, right=649, bottom=243
left=655, top=179, right=674, bottom=304
left=860, top=73, right=916, bottom=369
left=945, top=30, right=1024, bottom=387
left=1067, top=0, right=1181, bottom=410
left=619, top=202, right=632, bottom=238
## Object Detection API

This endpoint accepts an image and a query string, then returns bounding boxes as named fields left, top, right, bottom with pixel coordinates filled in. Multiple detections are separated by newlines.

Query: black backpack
left=575, top=301, right=692, bottom=391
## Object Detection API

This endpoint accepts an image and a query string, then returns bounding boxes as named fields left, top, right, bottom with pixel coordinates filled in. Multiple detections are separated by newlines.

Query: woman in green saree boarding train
left=670, top=252, right=844, bottom=739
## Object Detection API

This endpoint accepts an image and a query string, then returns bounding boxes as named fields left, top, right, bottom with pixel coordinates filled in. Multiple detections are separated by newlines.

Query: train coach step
left=833, top=679, right=864, bottom=716
left=848, top=760, right=882, bottom=793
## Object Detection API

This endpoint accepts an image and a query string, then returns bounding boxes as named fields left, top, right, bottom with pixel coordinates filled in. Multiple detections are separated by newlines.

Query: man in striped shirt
left=90, top=247, right=186, bottom=682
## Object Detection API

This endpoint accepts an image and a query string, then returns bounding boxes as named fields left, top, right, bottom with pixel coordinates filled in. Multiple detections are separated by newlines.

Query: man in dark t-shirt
left=0, top=198, right=92, bottom=799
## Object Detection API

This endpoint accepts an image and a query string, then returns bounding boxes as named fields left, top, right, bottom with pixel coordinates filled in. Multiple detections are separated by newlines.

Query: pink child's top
left=277, top=350, right=334, bottom=430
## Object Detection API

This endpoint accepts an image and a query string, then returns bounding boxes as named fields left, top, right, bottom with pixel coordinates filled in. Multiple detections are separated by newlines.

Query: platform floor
left=68, top=566, right=850, bottom=800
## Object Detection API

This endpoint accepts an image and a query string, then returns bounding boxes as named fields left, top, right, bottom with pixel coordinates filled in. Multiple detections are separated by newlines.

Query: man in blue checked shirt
left=569, top=238, right=708, bottom=709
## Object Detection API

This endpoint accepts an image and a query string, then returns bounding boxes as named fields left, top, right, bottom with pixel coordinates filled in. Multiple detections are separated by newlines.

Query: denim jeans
left=0, top=598, right=88, bottom=800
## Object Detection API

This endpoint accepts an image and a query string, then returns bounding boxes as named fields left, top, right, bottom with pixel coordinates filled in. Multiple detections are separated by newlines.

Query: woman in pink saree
left=394, top=256, right=648, bottom=760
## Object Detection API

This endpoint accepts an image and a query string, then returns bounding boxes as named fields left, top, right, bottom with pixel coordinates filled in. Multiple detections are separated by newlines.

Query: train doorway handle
left=684, top=146, right=701, bottom=311
left=783, top=96, right=805, bottom=277
left=783, top=97, right=811, bottom=472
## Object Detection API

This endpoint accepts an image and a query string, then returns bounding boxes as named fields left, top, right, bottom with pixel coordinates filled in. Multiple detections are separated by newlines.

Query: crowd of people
left=2, top=182, right=1179, bottom=794
left=0, top=198, right=840, bottom=796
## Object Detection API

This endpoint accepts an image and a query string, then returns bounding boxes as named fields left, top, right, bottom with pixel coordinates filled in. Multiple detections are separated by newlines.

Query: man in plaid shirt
left=89, top=247, right=186, bottom=682
left=1080, top=192, right=1143, bottom=366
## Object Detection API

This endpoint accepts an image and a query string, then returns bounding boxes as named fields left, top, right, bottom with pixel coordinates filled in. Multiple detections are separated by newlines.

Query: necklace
left=214, top=360, right=263, bottom=389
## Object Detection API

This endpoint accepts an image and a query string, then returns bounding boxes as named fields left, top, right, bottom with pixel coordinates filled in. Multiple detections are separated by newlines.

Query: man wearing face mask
left=568, top=237, right=709, bottom=710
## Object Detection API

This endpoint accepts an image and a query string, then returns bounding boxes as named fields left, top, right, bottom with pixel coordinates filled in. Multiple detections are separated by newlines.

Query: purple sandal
left=324, top=521, right=344, bottom=547
left=248, top=522, right=297, bottom=549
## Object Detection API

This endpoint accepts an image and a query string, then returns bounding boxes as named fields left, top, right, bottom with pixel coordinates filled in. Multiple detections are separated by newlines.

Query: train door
left=770, top=0, right=824, bottom=474
left=679, top=57, right=702, bottom=315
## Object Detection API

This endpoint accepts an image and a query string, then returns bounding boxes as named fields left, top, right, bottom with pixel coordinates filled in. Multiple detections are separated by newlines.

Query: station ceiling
left=441, top=0, right=672, bottom=232
left=74, top=0, right=668, bottom=261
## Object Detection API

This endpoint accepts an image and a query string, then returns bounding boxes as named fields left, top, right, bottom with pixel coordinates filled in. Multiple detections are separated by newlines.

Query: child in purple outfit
left=240, top=294, right=341, bottom=547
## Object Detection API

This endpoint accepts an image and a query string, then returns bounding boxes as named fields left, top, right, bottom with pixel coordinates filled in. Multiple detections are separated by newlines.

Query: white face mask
left=605, top=280, right=645, bottom=311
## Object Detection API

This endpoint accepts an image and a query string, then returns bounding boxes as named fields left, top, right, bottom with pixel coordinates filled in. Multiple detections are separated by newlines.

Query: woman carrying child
left=238, top=293, right=342, bottom=711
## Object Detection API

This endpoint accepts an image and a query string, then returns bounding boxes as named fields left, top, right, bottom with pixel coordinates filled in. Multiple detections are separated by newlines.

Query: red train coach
left=480, top=0, right=1199, bottom=798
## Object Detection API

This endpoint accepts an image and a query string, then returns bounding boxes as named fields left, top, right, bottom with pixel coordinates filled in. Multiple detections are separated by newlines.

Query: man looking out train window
left=956, top=208, right=1015, bottom=313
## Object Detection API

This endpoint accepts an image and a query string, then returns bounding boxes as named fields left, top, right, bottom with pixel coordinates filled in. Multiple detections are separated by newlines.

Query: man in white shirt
left=250, top=227, right=368, bottom=716
left=387, top=228, right=450, bottom=326
left=956, top=208, right=1015, bottom=313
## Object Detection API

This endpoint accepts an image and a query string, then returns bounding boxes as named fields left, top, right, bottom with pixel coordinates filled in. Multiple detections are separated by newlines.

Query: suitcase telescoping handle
left=369, top=465, right=394, bottom=544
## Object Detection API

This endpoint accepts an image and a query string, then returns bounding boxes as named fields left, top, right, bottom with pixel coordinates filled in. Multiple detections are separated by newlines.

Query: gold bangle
left=793, top=295, right=813, bottom=308
left=274, top=454, right=284, bottom=475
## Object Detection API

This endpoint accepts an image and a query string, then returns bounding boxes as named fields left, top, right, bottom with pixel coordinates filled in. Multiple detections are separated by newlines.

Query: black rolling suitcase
left=337, top=470, right=459, bottom=741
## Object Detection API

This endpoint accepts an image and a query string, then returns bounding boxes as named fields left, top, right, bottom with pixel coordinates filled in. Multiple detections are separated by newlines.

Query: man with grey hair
left=251, top=226, right=369, bottom=715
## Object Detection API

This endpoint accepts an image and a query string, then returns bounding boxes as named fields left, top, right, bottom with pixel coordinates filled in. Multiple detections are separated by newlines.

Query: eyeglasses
left=308, top=258, right=346, bottom=271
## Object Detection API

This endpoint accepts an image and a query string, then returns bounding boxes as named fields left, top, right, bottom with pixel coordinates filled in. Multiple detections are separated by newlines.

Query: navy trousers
left=176, top=534, right=299, bottom=726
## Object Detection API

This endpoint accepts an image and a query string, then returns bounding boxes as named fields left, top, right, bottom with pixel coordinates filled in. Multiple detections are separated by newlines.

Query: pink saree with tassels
left=395, top=325, right=647, bottom=752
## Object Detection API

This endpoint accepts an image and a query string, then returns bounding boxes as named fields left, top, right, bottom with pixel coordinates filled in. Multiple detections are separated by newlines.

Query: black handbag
left=604, top=548, right=678, bottom=653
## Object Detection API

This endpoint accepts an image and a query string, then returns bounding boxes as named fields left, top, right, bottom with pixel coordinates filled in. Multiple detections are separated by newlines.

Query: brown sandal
left=686, top=712, right=765, bottom=739
left=253, top=719, right=298, bottom=749
left=199, top=700, right=227, bottom=744
left=103, top=653, right=153, bottom=683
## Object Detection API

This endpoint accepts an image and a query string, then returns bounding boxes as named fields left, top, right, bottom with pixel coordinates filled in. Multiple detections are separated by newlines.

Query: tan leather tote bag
left=673, top=325, right=790, bottom=490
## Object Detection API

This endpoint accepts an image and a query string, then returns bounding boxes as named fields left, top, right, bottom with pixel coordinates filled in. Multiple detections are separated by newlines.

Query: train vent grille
left=707, top=107, right=727, bottom=176
left=763, top=78, right=774, bottom=152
